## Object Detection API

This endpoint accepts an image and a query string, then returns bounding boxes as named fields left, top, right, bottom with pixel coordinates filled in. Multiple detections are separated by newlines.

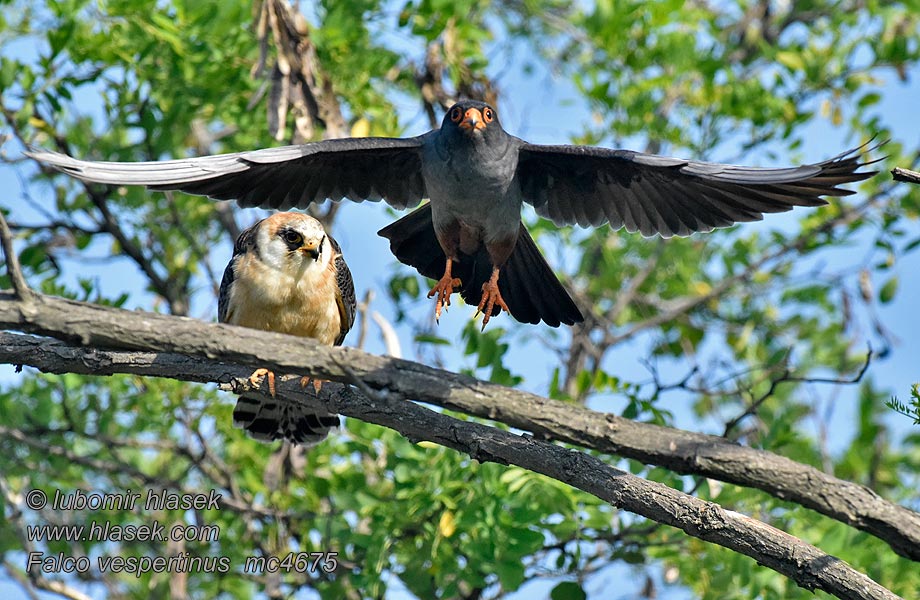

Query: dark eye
left=483, top=107, right=494, bottom=122
left=281, top=230, right=302, bottom=245
left=450, top=107, right=462, bottom=122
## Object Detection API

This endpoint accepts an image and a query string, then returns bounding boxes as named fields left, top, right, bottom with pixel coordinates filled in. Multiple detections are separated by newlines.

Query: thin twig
left=372, top=310, right=402, bottom=358
left=1, top=561, right=43, bottom=600
left=604, top=196, right=880, bottom=347
left=0, top=210, right=34, bottom=301
left=891, top=167, right=920, bottom=184
left=356, top=289, right=373, bottom=351
left=723, top=346, right=873, bottom=436
left=0, top=477, right=95, bottom=600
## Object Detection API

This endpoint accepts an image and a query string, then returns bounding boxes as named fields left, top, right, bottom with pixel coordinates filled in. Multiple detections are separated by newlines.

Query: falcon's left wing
left=327, top=235, right=356, bottom=346
left=27, top=135, right=432, bottom=211
left=515, top=141, right=880, bottom=238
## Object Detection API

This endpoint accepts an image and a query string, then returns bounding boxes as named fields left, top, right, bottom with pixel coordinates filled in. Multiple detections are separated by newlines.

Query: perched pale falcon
left=28, top=100, right=879, bottom=328
left=219, top=212, right=356, bottom=445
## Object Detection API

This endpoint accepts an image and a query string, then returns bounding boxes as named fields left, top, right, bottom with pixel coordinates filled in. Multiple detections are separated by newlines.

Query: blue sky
left=1, top=6, right=919, bottom=600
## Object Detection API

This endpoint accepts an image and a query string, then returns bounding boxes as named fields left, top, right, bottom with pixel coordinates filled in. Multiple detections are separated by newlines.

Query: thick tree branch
left=0, top=332, right=901, bottom=600
left=0, top=293, right=917, bottom=564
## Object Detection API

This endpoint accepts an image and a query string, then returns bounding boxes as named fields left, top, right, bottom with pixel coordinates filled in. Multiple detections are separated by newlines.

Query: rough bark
left=0, top=291, right=918, bottom=568
left=0, top=331, right=904, bottom=600
left=891, top=166, right=920, bottom=184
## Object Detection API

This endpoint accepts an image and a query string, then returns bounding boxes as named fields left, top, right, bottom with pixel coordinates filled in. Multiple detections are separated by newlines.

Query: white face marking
left=227, top=213, right=341, bottom=343
left=255, top=215, right=331, bottom=277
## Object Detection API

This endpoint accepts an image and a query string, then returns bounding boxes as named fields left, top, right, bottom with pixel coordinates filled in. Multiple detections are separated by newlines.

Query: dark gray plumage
left=27, top=100, right=880, bottom=327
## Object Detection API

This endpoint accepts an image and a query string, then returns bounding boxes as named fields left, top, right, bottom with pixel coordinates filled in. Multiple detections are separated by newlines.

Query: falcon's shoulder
left=327, top=234, right=356, bottom=346
left=218, top=219, right=262, bottom=323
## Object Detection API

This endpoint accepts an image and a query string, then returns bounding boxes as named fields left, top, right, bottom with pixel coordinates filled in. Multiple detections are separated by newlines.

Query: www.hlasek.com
left=25, top=488, right=221, bottom=544
left=23, top=488, right=337, bottom=577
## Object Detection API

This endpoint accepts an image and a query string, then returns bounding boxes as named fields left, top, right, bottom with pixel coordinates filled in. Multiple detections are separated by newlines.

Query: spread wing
left=327, top=235, right=356, bottom=346
left=217, top=219, right=262, bottom=323
left=27, top=135, right=431, bottom=210
left=515, top=141, right=880, bottom=238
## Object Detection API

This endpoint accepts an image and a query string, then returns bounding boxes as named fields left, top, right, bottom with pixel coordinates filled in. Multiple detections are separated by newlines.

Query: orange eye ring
left=450, top=107, right=463, bottom=122
left=483, top=107, right=494, bottom=122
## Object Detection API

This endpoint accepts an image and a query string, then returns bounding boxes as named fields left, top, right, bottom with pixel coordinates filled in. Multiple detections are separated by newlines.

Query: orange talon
left=477, top=268, right=509, bottom=330
left=427, top=257, right=461, bottom=322
left=250, top=368, right=276, bottom=397
left=300, top=376, right=325, bottom=393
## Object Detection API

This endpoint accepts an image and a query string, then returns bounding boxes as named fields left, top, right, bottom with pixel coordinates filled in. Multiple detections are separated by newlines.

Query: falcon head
left=254, top=212, right=331, bottom=275
left=441, top=100, right=505, bottom=144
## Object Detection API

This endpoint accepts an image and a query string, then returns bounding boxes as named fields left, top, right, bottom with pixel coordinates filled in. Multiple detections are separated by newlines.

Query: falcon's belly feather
left=226, top=251, right=343, bottom=346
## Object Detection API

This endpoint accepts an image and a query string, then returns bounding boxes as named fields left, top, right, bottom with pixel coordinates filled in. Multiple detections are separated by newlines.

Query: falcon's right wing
left=515, top=140, right=881, bottom=238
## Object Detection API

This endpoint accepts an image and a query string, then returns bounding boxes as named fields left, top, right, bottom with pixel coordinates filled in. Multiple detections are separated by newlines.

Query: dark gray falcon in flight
left=28, top=100, right=878, bottom=328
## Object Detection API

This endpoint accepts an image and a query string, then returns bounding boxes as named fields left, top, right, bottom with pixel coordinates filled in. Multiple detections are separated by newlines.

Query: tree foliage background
left=1, top=0, right=919, bottom=599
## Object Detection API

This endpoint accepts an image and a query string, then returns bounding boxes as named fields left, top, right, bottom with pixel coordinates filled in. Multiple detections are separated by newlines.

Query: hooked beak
left=458, top=108, right=486, bottom=134
left=300, top=236, right=324, bottom=260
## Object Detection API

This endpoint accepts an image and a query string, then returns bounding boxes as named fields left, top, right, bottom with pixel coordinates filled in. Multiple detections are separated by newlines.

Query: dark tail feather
left=495, top=225, right=583, bottom=326
left=378, top=204, right=583, bottom=327
left=378, top=203, right=447, bottom=281
left=233, top=393, right=339, bottom=446
left=376, top=204, right=484, bottom=311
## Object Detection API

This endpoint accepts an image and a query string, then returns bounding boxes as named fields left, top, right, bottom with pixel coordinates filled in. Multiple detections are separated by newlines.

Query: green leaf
left=414, top=334, right=451, bottom=345
left=0, top=57, right=17, bottom=90
left=776, top=50, right=806, bottom=71
left=551, top=581, right=587, bottom=600
left=857, top=92, right=882, bottom=109
left=879, top=277, right=898, bottom=303
left=495, top=561, right=525, bottom=590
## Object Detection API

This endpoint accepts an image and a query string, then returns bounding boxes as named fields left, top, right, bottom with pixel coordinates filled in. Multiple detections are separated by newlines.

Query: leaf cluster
left=1, top=1, right=918, bottom=599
